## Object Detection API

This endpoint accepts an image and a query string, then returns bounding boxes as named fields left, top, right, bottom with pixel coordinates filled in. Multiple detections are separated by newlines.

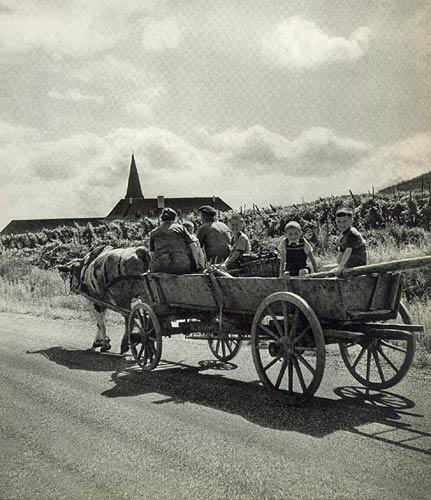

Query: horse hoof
left=100, top=342, right=111, bottom=353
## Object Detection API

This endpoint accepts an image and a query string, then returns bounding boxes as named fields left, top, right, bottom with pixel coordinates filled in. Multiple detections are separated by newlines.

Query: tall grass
left=0, top=262, right=89, bottom=319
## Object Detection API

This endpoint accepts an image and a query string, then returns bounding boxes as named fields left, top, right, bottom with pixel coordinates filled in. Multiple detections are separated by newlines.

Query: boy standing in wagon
left=279, top=221, right=318, bottom=277
left=334, top=208, right=367, bottom=273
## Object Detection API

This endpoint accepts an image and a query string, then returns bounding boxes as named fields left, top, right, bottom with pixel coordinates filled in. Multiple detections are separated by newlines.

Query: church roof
left=107, top=196, right=232, bottom=219
left=125, top=153, right=144, bottom=198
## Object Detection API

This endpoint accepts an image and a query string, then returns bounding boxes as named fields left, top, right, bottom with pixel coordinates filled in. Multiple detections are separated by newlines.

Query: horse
left=57, top=245, right=151, bottom=354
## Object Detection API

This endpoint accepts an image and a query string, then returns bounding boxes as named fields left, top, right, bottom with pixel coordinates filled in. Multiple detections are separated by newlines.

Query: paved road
left=1, top=312, right=430, bottom=500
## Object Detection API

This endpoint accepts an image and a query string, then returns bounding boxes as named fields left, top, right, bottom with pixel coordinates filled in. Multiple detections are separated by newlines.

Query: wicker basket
left=230, top=256, right=280, bottom=278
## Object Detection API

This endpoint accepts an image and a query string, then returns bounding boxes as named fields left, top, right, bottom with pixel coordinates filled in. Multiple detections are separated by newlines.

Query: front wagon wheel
left=339, top=302, right=416, bottom=390
left=251, top=292, right=326, bottom=406
left=127, top=302, right=162, bottom=371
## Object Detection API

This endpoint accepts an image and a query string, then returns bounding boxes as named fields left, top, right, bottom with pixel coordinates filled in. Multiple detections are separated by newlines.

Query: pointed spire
left=125, top=153, right=144, bottom=198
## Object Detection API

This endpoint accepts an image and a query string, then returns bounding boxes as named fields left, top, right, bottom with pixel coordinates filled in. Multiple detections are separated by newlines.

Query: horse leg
left=90, top=304, right=111, bottom=352
left=120, top=316, right=129, bottom=354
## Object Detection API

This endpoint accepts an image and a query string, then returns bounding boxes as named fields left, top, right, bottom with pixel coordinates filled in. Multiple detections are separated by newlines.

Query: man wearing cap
left=196, top=206, right=231, bottom=264
left=149, top=208, right=201, bottom=274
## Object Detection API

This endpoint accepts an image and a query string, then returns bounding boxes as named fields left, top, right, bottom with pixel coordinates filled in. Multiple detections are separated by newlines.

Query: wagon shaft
left=307, top=254, right=431, bottom=278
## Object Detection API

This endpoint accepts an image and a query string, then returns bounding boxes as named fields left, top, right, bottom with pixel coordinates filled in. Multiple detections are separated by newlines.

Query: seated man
left=196, top=206, right=231, bottom=264
left=149, top=208, right=201, bottom=274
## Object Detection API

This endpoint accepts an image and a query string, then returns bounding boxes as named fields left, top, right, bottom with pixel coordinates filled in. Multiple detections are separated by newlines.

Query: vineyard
left=1, top=191, right=431, bottom=269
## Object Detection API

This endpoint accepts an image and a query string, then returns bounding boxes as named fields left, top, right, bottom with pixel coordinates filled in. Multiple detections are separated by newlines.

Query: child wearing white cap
left=279, top=221, right=318, bottom=277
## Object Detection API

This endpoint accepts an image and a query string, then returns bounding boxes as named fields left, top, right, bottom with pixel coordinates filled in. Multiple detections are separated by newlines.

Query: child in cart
left=221, top=214, right=251, bottom=271
left=323, top=208, right=367, bottom=276
left=279, top=221, right=318, bottom=277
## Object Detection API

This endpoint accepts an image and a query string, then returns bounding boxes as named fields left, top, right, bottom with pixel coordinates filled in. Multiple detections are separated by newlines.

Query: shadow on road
left=28, top=347, right=430, bottom=455
left=98, top=358, right=430, bottom=455
left=27, top=346, right=134, bottom=372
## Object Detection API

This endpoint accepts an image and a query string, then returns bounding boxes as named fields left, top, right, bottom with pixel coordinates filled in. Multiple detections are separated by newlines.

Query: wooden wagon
left=104, top=255, right=429, bottom=405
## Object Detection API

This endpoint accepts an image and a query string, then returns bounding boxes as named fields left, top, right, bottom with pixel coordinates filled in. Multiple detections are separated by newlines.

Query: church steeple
left=125, top=153, right=144, bottom=198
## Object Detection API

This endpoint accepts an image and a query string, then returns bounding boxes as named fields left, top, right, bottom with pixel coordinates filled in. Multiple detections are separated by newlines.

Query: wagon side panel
left=147, top=273, right=217, bottom=309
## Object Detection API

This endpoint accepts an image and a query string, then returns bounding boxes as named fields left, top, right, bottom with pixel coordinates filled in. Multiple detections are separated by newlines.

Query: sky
left=0, top=0, right=430, bottom=229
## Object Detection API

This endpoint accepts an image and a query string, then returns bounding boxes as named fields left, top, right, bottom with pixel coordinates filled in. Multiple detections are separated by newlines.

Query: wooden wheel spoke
left=380, top=340, right=407, bottom=353
left=132, top=318, right=141, bottom=332
left=377, top=346, right=398, bottom=372
left=365, top=348, right=372, bottom=384
left=351, top=345, right=367, bottom=369
left=215, top=339, right=221, bottom=354
left=225, top=340, right=233, bottom=354
left=275, top=359, right=288, bottom=389
left=258, top=323, right=280, bottom=340
left=288, top=359, right=294, bottom=395
left=296, top=353, right=316, bottom=376
left=263, top=354, right=282, bottom=372
left=290, top=309, right=300, bottom=339
left=267, top=307, right=283, bottom=337
left=137, top=343, right=145, bottom=360
left=372, top=349, right=385, bottom=383
left=221, top=341, right=226, bottom=358
left=146, top=343, right=155, bottom=360
left=293, top=357, right=307, bottom=393
left=282, top=302, right=289, bottom=337
left=294, top=326, right=310, bottom=345
left=137, top=311, right=146, bottom=329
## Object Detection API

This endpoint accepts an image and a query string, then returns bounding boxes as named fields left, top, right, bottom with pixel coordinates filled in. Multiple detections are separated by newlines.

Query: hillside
left=380, top=171, right=431, bottom=195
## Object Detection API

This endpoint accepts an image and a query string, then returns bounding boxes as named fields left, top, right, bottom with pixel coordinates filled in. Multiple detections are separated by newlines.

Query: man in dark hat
left=149, top=208, right=201, bottom=274
left=196, top=206, right=231, bottom=264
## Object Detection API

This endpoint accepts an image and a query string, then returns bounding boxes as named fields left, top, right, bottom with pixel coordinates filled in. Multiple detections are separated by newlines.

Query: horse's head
left=57, top=258, right=83, bottom=292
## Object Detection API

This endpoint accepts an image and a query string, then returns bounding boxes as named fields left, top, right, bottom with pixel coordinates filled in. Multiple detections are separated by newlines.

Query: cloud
left=199, top=125, right=371, bottom=175
left=48, top=89, right=103, bottom=103
left=0, top=1, right=155, bottom=57
left=0, top=119, right=37, bottom=144
left=141, top=18, right=185, bottom=52
left=262, top=16, right=372, bottom=68
left=0, top=3, right=113, bottom=56
left=70, top=56, right=164, bottom=116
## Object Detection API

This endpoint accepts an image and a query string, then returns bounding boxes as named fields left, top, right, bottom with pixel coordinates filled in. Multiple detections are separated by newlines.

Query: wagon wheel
left=251, top=292, right=326, bottom=405
left=127, top=302, right=162, bottom=371
left=339, top=302, right=416, bottom=390
left=208, top=334, right=242, bottom=362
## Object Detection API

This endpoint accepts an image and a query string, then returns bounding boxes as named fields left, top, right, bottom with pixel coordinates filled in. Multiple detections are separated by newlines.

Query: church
left=1, top=155, right=232, bottom=235
left=108, top=154, right=231, bottom=219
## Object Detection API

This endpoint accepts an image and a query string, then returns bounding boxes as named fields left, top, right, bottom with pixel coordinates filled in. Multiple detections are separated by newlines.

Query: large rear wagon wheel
left=251, top=292, right=326, bottom=406
left=208, top=334, right=242, bottom=362
left=128, top=302, right=162, bottom=371
left=339, top=302, right=416, bottom=390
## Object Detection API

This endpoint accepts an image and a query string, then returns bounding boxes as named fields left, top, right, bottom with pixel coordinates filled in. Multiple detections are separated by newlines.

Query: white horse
left=58, top=246, right=150, bottom=353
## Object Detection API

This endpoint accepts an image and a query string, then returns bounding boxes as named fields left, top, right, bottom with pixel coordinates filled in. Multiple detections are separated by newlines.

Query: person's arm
left=149, top=233, right=155, bottom=262
left=333, top=248, right=352, bottom=276
left=279, top=240, right=286, bottom=278
left=222, top=234, right=247, bottom=269
left=189, top=242, right=201, bottom=270
left=222, top=249, right=242, bottom=269
left=304, top=240, right=318, bottom=273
